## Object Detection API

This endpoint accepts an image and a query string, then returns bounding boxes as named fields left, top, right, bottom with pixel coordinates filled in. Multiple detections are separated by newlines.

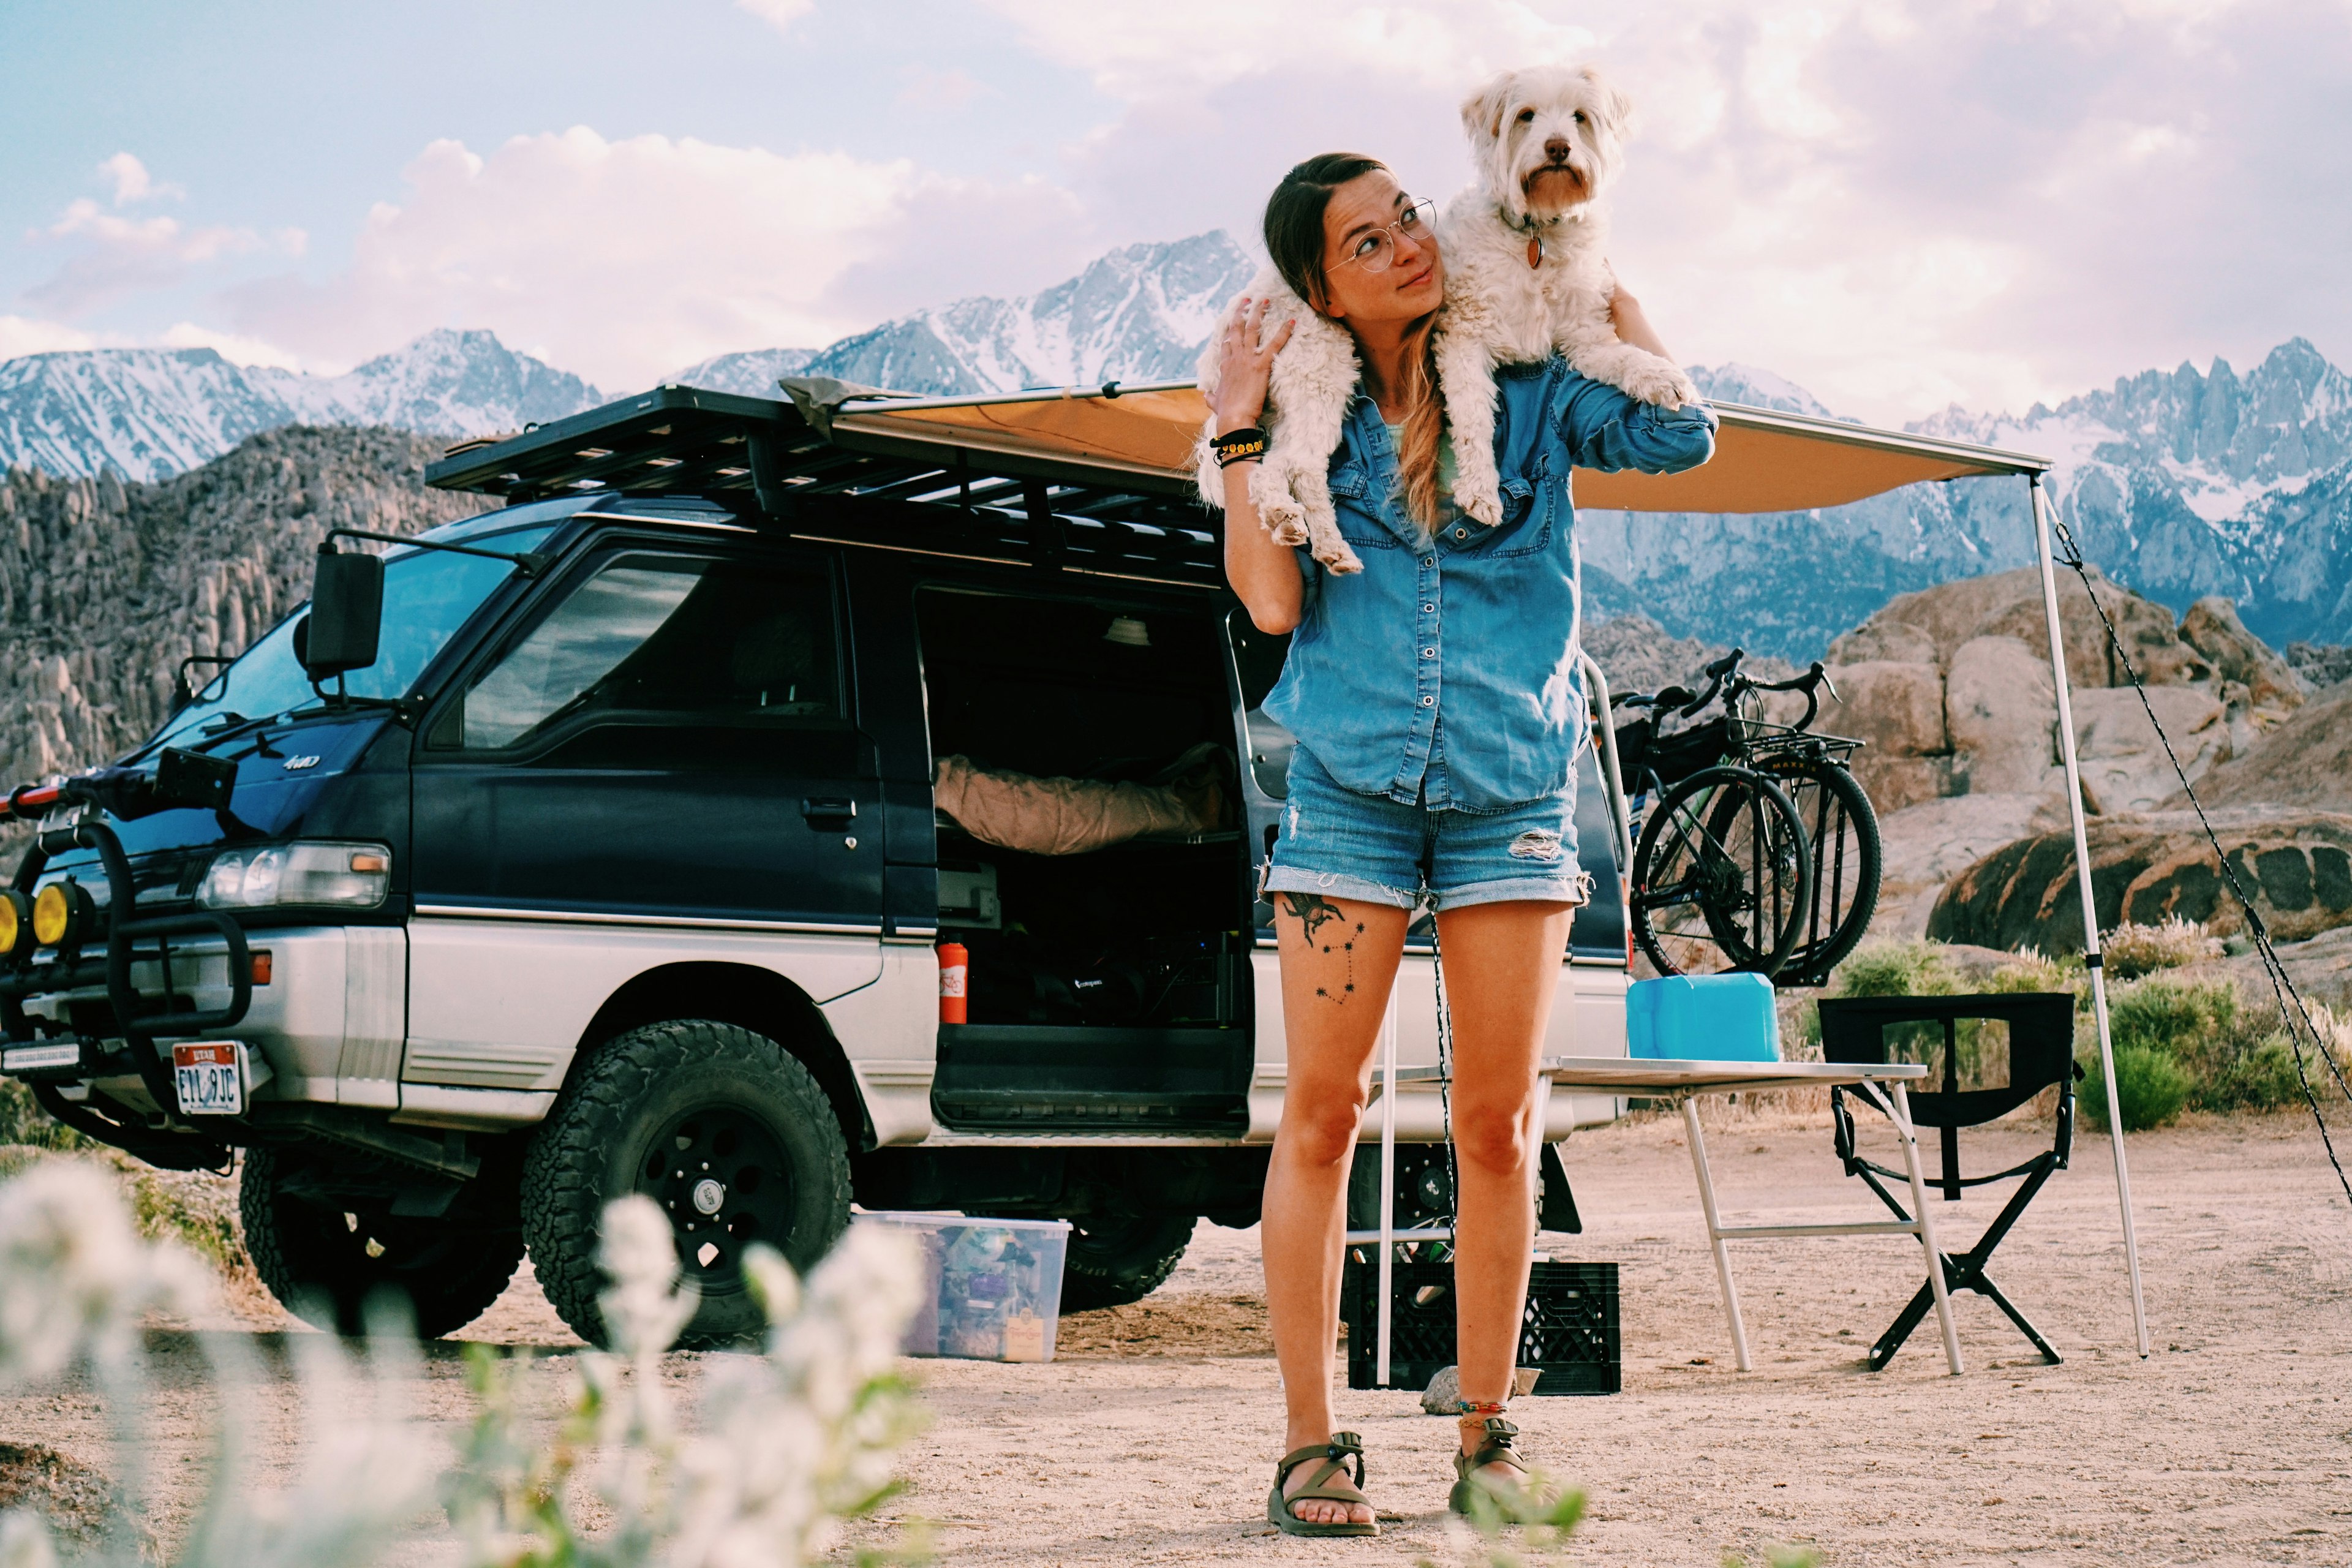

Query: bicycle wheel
left=1765, top=759, right=1882, bottom=987
left=1630, top=765, right=1814, bottom=979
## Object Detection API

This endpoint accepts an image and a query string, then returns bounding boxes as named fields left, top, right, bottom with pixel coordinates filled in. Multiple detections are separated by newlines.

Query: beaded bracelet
left=1212, top=427, right=1268, bottom=467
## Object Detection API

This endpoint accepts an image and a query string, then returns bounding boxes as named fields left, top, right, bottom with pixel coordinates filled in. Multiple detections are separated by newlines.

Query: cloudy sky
left=2, top=0, right=2345, bottom=423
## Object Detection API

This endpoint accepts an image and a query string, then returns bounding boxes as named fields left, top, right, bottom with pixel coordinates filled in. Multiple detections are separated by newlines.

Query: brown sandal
left=1449, top=1416, right=1533, bottom=1515
left=1268, top=1431, right=1379, bottom=1537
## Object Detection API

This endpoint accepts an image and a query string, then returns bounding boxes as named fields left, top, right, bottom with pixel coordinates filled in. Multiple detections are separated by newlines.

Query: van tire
left=1058, top=1213, right=1196, bottom=1311
left=240, top=1144, right=525, bottom=1339
left=521, top=1019, right=852, bottom=1349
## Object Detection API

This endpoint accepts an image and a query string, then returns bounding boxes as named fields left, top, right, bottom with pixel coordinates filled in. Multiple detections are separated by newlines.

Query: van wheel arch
left=570, top=961, right=871, bottom=1152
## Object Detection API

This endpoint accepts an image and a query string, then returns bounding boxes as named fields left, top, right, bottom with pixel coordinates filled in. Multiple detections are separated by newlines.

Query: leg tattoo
left=1281, top=892, right=1366, bottom=1006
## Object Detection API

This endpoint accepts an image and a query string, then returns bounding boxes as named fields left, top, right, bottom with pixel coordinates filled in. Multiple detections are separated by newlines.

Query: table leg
left=1889, top=1083, right=1964, bottom=1376
left=1682, top=1097, right=1751, bottom=1372
left=1376, top=987, right=1399, bottom=1388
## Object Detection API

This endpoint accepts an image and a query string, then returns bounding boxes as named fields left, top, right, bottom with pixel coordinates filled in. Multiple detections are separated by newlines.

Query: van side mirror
left=303, top=546, right=385, bottom=679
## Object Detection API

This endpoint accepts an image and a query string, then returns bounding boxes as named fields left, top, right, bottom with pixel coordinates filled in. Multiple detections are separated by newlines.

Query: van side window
left=447, top=553, right=839, bottom=750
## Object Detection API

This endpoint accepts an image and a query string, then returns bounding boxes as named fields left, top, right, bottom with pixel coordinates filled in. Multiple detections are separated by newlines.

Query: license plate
left=172, top=1041, right=246, bottom=1115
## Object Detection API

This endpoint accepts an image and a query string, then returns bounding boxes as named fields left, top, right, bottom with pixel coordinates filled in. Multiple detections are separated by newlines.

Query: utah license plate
left=171, top=1041, right=245, bottom=1115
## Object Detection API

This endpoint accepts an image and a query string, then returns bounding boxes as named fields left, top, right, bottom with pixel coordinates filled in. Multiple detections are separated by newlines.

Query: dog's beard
left=1518, top=162, right=1591, bottom=220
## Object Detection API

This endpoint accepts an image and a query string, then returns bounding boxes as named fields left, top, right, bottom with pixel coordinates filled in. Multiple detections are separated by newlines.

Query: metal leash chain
left=1428, top=906, right=1460, bottom=1245
left=2050, top=515, right=2352, bottom=1207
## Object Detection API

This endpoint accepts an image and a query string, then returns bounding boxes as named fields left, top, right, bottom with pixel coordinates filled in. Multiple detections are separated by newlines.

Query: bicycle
left=1611, top=649, right=1882, bottom=986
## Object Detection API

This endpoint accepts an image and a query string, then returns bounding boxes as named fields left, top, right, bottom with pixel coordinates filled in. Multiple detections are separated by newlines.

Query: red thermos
left=937, top=941, right=968, bottom=1024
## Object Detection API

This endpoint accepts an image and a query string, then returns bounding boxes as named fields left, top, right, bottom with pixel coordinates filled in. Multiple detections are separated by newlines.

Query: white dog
left=1197, top=63, right=1695, bottom=571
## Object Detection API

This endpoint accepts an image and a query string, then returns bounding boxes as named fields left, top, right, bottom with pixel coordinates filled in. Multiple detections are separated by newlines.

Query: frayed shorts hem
left=1264, top=866, right=1590, bottom=913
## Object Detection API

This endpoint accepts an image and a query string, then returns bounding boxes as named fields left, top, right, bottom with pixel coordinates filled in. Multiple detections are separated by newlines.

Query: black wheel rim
left=636, top=1106, right=797, bottom=1298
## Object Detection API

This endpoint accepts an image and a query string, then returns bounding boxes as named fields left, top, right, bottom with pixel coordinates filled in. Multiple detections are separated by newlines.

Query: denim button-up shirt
left=1262, top=356, right=1717, bottom=813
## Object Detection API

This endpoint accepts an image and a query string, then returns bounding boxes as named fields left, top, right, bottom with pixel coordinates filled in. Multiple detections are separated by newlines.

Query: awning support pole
left=2027, top=472, right=2151, bottom=1358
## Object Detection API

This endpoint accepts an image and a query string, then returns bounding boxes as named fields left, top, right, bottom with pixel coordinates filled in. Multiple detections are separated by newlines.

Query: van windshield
left=146, top=525, right=554, bottom=751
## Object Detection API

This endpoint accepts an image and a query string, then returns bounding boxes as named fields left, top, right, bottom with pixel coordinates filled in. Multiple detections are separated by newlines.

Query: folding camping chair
left=1817, top=992, right=2079, bottom=1370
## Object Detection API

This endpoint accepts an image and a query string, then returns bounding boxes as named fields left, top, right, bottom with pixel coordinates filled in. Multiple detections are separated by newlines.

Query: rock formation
left=0, top=427, right=489, bottom=798
left=1818, top=565, right=2304, bottom=818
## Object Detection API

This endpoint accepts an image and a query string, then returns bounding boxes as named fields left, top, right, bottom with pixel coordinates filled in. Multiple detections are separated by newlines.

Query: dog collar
left=1498, top=205, right=1562, bottom=270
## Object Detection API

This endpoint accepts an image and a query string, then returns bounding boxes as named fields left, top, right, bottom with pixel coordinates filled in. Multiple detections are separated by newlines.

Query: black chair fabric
left=1814, top=990, right=2078, bottom=1368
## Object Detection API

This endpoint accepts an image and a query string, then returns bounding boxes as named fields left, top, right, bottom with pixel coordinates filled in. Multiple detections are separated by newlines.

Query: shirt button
left=1421, top=647, right=1436, bottom=657
left=1422, top=603, right=1434, bottom=612
left=1453, top=527, right=1468, bottom=539
left=1422, top=556, right=1435, bottom=567
left=1421, top=696, right=1435, bottom=706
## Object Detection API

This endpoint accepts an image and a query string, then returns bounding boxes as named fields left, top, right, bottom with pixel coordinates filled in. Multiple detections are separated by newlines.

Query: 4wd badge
left=282, top=755, right=322, bottom=771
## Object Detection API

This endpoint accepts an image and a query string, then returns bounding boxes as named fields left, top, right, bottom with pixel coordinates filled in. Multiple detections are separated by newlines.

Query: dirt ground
left=5, top=1106, right=2351, bottom=1566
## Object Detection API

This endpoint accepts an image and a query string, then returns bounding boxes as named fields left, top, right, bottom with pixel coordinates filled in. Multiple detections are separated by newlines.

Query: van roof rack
left=423, top=383, right=1227, bottom=589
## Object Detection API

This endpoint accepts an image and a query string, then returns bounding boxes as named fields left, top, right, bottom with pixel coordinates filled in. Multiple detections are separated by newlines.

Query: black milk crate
left=1344, top=1259, right=1620, bottom=1395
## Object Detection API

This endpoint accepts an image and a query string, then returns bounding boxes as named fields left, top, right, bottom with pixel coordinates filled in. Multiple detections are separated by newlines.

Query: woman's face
left=1315, top=169, right=1444, bottom=324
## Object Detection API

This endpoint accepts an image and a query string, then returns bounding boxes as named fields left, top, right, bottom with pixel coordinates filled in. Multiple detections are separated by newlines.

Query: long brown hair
left=1263, top=154, right=1446, bottom=532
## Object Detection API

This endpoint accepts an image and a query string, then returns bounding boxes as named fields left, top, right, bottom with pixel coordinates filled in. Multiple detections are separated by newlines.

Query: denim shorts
left=1264, top=745, right=1591, bottom=913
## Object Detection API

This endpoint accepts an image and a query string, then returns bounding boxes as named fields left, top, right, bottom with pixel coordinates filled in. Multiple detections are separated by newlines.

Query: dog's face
left=1460, top=64, right=1632, bottom=223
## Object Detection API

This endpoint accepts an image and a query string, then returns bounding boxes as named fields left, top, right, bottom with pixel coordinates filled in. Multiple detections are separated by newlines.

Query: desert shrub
left=2101, top=916, right=2225, bottom=979
left=1826, top=939, right=1963, bottom=999
left=2198, top=1035, right=2311, bottom=1111
left=2078, top=1043, right=2192, bottom=1131
left=2107, top=974, right=2242, bottom=1059
left=0, top=1078, right=86, bottom=1152
left=1987, top=948, right=2086, bottom=1000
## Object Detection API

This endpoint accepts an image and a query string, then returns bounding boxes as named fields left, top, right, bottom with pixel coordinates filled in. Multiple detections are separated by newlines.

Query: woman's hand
left=1212, top=296, right=1295, bottom=437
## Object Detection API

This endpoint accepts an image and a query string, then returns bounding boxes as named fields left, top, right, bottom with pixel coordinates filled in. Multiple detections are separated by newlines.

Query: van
left=0, top=383, right=1627, bottom=1344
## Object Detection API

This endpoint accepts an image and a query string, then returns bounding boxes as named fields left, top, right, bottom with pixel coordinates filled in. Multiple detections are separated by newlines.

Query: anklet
left=1457, top=1400, right=1507, bottom=1417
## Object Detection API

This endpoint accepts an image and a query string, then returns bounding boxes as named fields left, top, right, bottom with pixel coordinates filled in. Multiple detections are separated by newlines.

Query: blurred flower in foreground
left=0, top=1162, right=927, bottom=1568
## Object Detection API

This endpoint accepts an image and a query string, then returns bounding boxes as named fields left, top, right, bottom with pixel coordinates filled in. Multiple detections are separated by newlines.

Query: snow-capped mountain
left=0, top=330, right=605, bottom=482
left=3, top=228, right=2346, bottom=658
left=1577, top=343, right=2352, bottom=655
left=670, top=347, right=818, bottom=398
left=772, top=232, right=1252, bottom=396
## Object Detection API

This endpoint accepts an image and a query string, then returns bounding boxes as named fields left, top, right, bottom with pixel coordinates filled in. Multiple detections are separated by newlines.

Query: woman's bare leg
left=1434, top=899, right=1576, bottom=1475
left=1262, top=891, right=1409, bottom=1526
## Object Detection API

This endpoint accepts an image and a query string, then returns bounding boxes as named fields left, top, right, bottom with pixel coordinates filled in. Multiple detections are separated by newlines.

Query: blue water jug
left=1626, top=973, right=1781, bottom=1062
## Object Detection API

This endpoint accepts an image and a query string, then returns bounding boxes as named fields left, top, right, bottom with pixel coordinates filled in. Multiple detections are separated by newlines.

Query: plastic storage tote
left=1626, top=973, right=1781, bottom=1062
left=856, top=1213, right=1072, bottom=1362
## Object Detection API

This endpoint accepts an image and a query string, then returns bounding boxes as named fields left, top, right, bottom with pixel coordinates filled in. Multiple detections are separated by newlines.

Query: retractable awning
left=823, top=379, right=2049, bottom=513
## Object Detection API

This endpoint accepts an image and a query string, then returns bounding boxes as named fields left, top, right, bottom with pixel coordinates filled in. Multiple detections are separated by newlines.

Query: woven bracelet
left=1213, top=427, right=1267, bottom=467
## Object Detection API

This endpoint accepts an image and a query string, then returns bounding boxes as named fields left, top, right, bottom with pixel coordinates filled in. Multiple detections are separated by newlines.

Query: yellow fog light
left=0, top=890, right=27, bottom=958
left=32, top=881, right=91, bottom=950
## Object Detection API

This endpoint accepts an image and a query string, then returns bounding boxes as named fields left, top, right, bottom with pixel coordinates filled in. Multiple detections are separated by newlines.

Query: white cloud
left=736, top=0, right=813, bottom=34
left=157, top=321, right=314, bottom=372
left=982, top=0, right=1597, bottom=98
left=225, top=127, right=1093, bottom=391
left=0, top=316, right=98, bottom=361
left=23, top=159, right=300, bottom=318
left=97, top=153, right=181, bottom=206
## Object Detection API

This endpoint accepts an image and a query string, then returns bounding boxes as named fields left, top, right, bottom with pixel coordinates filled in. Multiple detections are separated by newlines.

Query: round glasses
left=1329, top=198, right=1438, bottom=275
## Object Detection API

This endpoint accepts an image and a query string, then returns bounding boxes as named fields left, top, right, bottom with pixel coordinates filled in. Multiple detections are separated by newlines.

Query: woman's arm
left=1609, top=288, right=1673, bottom=362
left=1214, top=298, right=1306, bottom=635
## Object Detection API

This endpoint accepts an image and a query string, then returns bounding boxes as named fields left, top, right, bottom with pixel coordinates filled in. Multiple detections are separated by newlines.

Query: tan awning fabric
left=828, top=382, right=2048, bottom=513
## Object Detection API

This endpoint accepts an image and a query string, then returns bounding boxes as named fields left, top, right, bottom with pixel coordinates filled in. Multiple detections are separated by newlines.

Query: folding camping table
left=1354, top=1053, right=1961, bottom=1382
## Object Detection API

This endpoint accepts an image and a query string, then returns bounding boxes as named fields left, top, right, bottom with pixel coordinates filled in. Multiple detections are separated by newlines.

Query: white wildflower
left=597, top=1193, right=698, bottom=1362
left=0, top=1512, right=57, bottom=1568
left=0, top=1159, right=207, bottom=1384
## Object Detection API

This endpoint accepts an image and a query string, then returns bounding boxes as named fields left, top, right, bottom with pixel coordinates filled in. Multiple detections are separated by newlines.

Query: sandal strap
left=1468, top=1417, right=1529, bottom=1474
left=1276, top=1432, right=1370, bottom=1499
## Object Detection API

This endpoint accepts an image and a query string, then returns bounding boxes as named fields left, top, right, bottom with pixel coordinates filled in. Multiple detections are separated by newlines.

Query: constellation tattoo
left=1281, top=892, right=1366, bottom=1005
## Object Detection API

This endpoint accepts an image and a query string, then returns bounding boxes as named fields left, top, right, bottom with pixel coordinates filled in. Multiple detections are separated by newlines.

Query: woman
left=1212, top=153, right=1715, bottom=1536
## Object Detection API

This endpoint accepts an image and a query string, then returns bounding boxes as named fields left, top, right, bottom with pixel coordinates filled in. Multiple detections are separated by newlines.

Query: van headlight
left=199, top=842, right=391, bottom=910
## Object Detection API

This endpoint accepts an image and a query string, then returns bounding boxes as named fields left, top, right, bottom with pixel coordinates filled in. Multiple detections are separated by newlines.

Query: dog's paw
left=1455, top=482, right=1504, bottom=527
left=1317, top=537, right=1365, bottom=575
left=1621, top=358, right=1697, bottom=410
left=1262, top=499, right=1311, bottom=548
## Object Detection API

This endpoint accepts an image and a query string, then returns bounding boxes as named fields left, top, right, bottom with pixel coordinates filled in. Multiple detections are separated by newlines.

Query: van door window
left=447, top=554, right=840, bottom=750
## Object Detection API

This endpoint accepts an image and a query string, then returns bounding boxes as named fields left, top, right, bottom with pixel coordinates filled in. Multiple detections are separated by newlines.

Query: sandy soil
left=5, top=1107, right=2351, bottom=1566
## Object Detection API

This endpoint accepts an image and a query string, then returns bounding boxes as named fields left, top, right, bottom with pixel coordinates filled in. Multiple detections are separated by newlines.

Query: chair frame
left=1819, top=992, right=2077, bottom=1370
